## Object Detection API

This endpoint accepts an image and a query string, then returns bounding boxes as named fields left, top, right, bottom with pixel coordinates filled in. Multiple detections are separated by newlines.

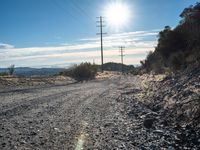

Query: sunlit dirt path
left=0, top=75, right=139, bottom=150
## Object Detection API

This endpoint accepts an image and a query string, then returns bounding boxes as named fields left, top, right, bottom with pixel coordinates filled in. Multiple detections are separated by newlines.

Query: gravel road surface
left=0, top=75, right=140, bottom=150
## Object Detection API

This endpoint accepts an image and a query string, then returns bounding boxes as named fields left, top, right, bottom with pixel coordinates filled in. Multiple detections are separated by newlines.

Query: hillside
left=103, top=62, right=135, bottom=73
left=141, top=2, right=200, bottom=73
left=0, top=67, right=65, bottom=77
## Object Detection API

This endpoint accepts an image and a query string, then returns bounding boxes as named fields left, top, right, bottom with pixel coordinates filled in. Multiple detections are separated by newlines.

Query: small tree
left=8, top=64, right=15, bottom=75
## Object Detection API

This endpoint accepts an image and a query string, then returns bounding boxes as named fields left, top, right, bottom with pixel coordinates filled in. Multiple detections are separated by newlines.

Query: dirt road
left=0, top=75, right=141, bottom=150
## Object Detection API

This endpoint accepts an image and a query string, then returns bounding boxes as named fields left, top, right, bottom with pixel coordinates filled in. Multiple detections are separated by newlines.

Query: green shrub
left=169, top=52, right=186, bottom=70
left=8, top=64, right=15, bottom=75
left=0, top=72, right=9, bottom=76
left=130, top=67, right=142, bottom=75
left=141, top=2, right=200, bottom=73
left=60, top=62, right=98, bottom=81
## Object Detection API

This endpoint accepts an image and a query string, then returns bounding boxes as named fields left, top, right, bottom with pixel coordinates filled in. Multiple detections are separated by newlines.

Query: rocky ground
left=0, top=70, right=199, bottom=150
left=133, top=68, right=200, bottom=149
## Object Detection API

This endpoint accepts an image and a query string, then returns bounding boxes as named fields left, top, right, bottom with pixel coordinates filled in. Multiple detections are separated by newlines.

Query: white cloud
left=81, top=29, right=159, bottom=43
left=0, top=29, right=159, bottom=67
left=0, top=43, right=15, bottom=49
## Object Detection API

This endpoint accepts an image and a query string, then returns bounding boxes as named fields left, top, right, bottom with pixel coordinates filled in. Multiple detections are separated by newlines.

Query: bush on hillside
left=140, top=51, right=165, bottom=74
left=8, top=65, right=15, bottom=75
left=60, top=62, right=98, bottom=81
left=142, top=2, right=200, bottom=73
left=130, top=67, right=142, bottom=75
left=169, top=51, right=186, bottom=70
left=0, top=72, right=9, bottom=76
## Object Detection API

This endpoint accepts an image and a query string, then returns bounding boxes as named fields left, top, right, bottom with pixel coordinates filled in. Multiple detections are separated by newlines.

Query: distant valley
left=0, top=67, right=65, bottom=77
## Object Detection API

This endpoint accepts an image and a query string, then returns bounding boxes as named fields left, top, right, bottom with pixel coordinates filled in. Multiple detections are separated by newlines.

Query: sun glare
left=104, top=2, right=131, bottom=30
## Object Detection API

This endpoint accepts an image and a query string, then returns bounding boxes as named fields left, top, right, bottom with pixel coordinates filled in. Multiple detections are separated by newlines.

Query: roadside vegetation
left=8, top=64, right=15, bottom=75
left=59, top=62, right=136, bottom=81
left=0, top=65, right=15, bottom=76
left=0, top=72, right=9, bottom=76
left=140, top=2, right=200, bottom=74
left=60, top=62, right=98, bottom=81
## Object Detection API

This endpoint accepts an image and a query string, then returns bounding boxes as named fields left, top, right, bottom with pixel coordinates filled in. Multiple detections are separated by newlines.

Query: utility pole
left=119, top=46, right=125, bottom=73
left=97, top=16, right=106, bottom=73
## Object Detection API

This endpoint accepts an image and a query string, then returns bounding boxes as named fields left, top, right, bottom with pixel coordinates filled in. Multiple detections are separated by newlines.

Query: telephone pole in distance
left=119, top=46, right=125, bottom=73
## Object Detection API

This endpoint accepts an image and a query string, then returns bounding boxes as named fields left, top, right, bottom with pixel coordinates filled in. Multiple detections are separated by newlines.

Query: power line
left=70, top=0, right=95, bottom=23
left=97, top=16, right=106, bottom=73
left=50, top=0, right=92, bottom=30
left=50, top=0, right=79, bottom=21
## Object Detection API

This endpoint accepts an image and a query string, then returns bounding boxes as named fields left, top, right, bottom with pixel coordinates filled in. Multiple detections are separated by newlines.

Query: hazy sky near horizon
left=0, top=0, right=198, bottom=68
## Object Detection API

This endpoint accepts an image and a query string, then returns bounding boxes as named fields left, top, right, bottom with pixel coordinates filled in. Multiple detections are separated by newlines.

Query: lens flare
left=104, top=2, right=131, bottom=30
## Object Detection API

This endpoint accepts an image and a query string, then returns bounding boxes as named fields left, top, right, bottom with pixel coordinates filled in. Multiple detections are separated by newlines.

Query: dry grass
left=0, top=76, right=74, bottom=87
left=95, top=71, right=121, bottom=79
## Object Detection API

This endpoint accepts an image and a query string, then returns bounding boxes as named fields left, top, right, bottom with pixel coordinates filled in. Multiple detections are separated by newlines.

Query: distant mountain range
left=0, top=67, right=65, bottom=77
left=0, top=62, right=135, bottom=77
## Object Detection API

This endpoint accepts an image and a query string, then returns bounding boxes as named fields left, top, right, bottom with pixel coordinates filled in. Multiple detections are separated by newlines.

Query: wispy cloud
left=0, top=43, right=15, bottom=49
left=0, top=29, right=159, bottom=67
left=81, top=29, right=159, bottom=44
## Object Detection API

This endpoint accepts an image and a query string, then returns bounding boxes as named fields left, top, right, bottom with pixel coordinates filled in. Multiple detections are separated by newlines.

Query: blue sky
left=0, top=0, right=198, bottom=67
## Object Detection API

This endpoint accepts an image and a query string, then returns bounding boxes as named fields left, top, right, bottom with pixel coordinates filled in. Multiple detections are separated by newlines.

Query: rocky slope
left=124, top=67, right=200, bottom=149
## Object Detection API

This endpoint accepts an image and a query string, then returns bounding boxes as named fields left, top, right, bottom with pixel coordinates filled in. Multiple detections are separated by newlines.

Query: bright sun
left=104, top=2, right=131, bottom=30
